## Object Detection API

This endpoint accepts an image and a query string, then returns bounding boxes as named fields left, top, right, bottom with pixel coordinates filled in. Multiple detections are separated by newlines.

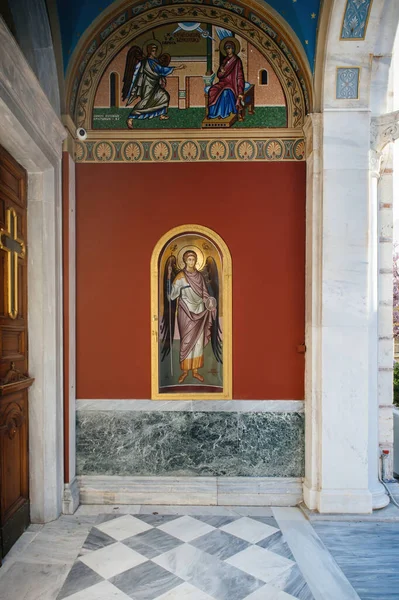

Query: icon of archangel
left=121, top=36, right=185, bottom=127
left=159, top=240, right=223, bottom=392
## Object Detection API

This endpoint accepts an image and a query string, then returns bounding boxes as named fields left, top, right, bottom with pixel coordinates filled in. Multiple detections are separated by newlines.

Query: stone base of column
left=370, top=481, right=389, bottom=510
left=62, top=477, right=80, bottom=515
left=302, top=480, right=318, bottom=510
left=317, top=489, right=373, bottom=514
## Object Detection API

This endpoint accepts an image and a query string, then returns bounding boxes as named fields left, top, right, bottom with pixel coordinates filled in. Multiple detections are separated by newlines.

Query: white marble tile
left=79, top=542, right=148, bottom=579
left=243, top=585, right=298, bottom=600
left=220, top=517, right=279, bottom=544
left=155, top=582, right=215, bottom=599
left=153, top=544, right=205, bottom=580
left=65, top=580, right=132, bottom=600
left=139, top=505, right=236, bottom=516
left=273, top=508, right=361, bottom=600
left=226, top=546, right=294, bottom=583
left=96, top=514, right=153, bottom=540
left=0, top=561, right=69, bottom=600
left=75, top=505, right=141, bottom=516
left=157, top=516, right=215, bottom=542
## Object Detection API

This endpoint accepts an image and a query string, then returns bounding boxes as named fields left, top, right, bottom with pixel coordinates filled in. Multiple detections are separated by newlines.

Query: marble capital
left=370, top=110, right=399, bottom=153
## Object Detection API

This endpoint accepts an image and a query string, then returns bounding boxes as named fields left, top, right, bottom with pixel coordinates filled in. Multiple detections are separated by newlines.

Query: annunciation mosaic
left=70, top=1, right=311, bottom=162
left=93, top=23, right=287, bottom=130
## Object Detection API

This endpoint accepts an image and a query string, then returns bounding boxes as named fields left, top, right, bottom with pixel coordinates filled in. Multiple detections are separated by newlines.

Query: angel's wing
left=160, top=256, right=180, bottom=362
left=202, top=257, right=223, bottom=363
left=122, top=45, right=143, bottom=102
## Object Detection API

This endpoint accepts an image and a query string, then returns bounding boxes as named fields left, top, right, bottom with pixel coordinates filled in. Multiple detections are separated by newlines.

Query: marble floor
left=0, top=505, right=398, bottom=600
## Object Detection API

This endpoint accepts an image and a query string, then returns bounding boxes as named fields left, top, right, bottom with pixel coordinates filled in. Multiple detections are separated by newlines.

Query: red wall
left=76, top=162, right=305, bottom=399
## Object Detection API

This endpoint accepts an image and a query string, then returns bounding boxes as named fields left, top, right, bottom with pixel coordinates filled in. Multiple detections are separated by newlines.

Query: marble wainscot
left=76, top=400, right=305, bottom=507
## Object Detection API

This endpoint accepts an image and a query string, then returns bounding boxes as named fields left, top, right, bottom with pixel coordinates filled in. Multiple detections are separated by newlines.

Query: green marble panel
left=76, top=411, right=304, bottom=477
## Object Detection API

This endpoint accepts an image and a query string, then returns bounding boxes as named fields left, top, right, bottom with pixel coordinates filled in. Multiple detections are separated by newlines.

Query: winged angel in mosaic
left=161, top=251, right=222, bottom=384
left=122, top=37, right=185, bottom=127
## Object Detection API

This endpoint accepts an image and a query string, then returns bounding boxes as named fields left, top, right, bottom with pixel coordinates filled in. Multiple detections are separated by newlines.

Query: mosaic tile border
left=75, top=137, right=305, bottom=163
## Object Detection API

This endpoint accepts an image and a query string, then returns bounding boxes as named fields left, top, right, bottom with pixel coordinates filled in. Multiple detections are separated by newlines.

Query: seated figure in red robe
left=207, top=37, right=245, bottom=119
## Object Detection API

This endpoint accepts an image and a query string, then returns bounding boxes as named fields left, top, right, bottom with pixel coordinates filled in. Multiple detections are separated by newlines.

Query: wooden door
left=0, top=145, right=32, bottom=560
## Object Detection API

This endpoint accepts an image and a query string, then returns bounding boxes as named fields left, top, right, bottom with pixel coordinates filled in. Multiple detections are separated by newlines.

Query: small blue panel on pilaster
left=336, top=67, right=360, bottom=99
left=341, top=0, right=373, bottom=39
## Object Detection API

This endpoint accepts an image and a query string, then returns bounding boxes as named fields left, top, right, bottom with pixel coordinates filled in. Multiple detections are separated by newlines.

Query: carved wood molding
left=0, top=401, right=25, bottom=440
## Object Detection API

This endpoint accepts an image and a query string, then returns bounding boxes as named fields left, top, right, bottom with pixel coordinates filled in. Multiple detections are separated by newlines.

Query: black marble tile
left=271, top=564, right=315, bottom=600
left=80, top=527, right=116, bottom=555
left=123, top=528, right=183, bottom=558
left=191, top=528, right=250, bottom=560
left=56, top=560, right=103, bottom=599
left=251, top=516, right=280, bottom=528
left=95, top=513, right=123, bottom=525
left=194, top=515, right=240, bottom=528
left=257, top=531, right=295, bottom=561
left=110, top=561, right=183, bottom=600
left=136, top=514, right=180, bottom=527
left=188, top=556, right=265, bottom=600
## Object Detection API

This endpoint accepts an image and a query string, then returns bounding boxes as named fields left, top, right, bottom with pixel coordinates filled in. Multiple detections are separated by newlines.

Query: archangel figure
left=122, top=38, right=185, bottom=127
left=160, top=250, right=222, bottom=384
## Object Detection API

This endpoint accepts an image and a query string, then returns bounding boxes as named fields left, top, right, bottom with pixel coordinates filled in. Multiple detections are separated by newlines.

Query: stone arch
left=304, top=0, right=399, bottom=513
left=66, top=0, right=313, bottom=130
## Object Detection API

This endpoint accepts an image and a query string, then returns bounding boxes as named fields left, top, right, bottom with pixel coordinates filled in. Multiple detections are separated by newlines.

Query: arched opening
left=259, top=69, right=268, bottom=85
left=109, top=72, right=119, bottom=108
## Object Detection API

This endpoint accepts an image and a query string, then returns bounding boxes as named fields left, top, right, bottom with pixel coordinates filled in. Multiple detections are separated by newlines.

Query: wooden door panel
left=0, top=393, right=28, bottom=520
left=0, top=144, right=29, bottom=560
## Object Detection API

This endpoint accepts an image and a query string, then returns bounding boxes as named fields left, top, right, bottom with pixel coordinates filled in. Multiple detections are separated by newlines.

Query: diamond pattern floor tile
left=157, top=515, right=215, bottom=542
left=96, top=514, right=153, bottom=541
left=225, top=545, right=295, bottom=583
left=62, top=580, right=133, bottom=600
left=56, top=513, right=313, bottom=600
left=79, top=542, right=148, bottom=579
left=155, top=582, right=215, bottom=599
left=57, top=561, right=103, bottom=599
left=191, top=528, right=250, bottom=560
left=110, top=560, right=183, bottom=600
left=220, top=517, right=279, bottom=544
left=123, top=528, right=183, bottom=558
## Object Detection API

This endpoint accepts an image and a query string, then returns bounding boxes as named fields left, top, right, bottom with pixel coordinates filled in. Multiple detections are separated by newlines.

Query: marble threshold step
left=76, top=476, right=303, bottom=507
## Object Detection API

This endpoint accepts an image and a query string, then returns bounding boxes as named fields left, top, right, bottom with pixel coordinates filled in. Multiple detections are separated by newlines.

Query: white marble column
left=303, top=114, right=322, bottom=511
left=304, top=109, right=378, bottom=513
left=378, top=147, right=394, bottom=480
left=369, top=149, right=390, bottom=508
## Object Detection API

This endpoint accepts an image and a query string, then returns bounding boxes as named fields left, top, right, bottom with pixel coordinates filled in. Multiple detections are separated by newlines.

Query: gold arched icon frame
left=150, top=224, right=232, bottom=400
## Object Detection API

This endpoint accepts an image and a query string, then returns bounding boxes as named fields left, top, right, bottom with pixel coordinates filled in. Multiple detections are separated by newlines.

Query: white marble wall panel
left=78, top=476, right=303, bottom=507
left=76, top=400, right=304, bottom=413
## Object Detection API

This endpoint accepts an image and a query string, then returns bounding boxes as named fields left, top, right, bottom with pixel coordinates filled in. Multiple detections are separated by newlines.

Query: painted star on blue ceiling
left=56, top=0, right=321, bottom=71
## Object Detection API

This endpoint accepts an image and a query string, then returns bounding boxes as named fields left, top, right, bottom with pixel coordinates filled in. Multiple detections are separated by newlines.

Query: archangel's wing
left=158, top=53, right=171, bottom=67
left=202, top=257, right=223, bottom=363
left=122, top=45, right=143, bottom=102
left=160, top=256, right=179, bottom=362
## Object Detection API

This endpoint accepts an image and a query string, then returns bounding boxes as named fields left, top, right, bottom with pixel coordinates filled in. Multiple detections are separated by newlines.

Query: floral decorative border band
left=74, top=138, right=306, bottom=162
